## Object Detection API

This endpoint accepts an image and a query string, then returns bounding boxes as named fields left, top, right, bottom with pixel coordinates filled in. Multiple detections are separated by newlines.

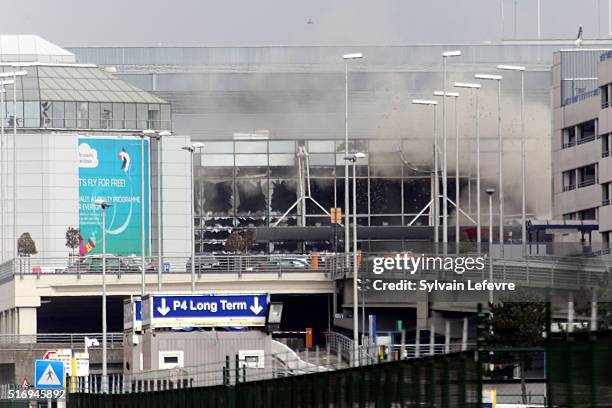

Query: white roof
left=0, top=35, right=75, bottom=64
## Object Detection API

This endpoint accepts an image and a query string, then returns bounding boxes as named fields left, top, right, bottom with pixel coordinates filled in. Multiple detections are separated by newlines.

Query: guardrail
left=1, top=254, right=339, bottom=278
left=0, top=332, right=123, bottom=346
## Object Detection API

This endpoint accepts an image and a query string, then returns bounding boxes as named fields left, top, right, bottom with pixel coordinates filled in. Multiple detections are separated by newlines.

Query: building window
left=602, top=84, right=610, bottom=109
left=563, top=170, right=576, bottom=191
left=577, top=164, right=597, bottom=188
left=563, top=212, right=576, bottom=220
left=562, top=126, right=576, bottom=148
left=579, top=208, right=597, bottom=220
left=603, top=134, right=610, bottom=158
left=577, top=120, right=596, bottom=145
left=604, top=183, right=611, bottom=206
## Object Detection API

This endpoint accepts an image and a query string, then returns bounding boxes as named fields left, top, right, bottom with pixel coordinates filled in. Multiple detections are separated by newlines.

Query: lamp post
left=454, top=82, right=482, bottom=252
left=345, top=151, right=366, bottom=366
left=441, top=51, right=461, bottom=253
left=475, top=74, right=504, bottom=256
left=94, top=198, right=112, bottom=394
left=1, top=71, right=27, bottom=262
left=485, top=189, right=495, bottom=305
left=497, top=65, right=526, bottom=255
left=411, top=100, right=439, bottom=250
left=343, top=53, right=363, bottom=266
left=140, top=130, right=155, bottom=297
left=144, top=130, right=172, bottom=291
left=0, top=78, right=15, bottom=262
left=434, top=91, right=460, bottom=251
left=182, top=142, right=205, bottom=293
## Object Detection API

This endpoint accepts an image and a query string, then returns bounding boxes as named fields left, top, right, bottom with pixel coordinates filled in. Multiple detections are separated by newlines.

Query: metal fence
left=2, top=254, right=338, bottom=278
left=0, top=332, right=123, bottom=346
left=547, top=330, right=612, bottom=407
left=68, top=350, right=480, bottom=408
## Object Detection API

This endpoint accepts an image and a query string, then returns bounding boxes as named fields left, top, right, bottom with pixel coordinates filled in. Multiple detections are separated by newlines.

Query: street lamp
left=0, top=70, right=27, bottom=263
left=434, top=91, right=460, bottom=251
left=182, top=142, right=205, bottom=293
left=144, top=129, right=172, bottom=291
left=454, top=82, right=482, bottom=252
left=475, top=73, right=504, bottom=256
left=343, top=52, right=363, bottom=266
left=345, top=151, right=366, bottom=366
left=441, top=50, right=461, bottom=253
left=412, top=100, right=439, bottom=250
left=0, top=78, right=14, bottom=262
left=485, top=189, right=495, bottom=305
left=94, top=198, right=112, bottom=394
left=497, top=64, right=527, bottom=255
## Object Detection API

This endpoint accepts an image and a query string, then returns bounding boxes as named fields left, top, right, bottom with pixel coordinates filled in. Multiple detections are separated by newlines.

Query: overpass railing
left=0, top=254, right=339, bottom=278
left=0, top=332, right=123, bottom=347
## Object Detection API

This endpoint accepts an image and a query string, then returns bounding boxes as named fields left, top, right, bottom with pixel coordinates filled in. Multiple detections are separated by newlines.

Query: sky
left=2, top=0, right=609, bottom=46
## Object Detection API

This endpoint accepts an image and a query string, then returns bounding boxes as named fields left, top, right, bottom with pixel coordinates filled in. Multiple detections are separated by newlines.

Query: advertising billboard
left=78, top=137, right=150, bottom=256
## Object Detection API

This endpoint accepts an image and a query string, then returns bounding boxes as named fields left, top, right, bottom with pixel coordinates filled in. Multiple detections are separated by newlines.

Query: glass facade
left=0, top=65, right=170, bottom=131
left=196, top=138, right=466, bottom=253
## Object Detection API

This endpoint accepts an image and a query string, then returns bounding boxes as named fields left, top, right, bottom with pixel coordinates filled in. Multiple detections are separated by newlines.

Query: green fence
left=547, top=330, right=612, bottom=407
left=69, top=351, right=480, bottom=408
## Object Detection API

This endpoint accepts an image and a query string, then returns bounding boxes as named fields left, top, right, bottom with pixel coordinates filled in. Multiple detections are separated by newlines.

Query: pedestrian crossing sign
left=35, top=360, right=64, bottom=389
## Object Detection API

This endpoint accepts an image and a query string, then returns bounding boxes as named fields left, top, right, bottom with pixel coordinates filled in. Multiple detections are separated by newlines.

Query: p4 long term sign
left=142, top=294, right=268, bottom=329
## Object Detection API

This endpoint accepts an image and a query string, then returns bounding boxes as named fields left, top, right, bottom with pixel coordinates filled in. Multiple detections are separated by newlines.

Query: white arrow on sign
left=157, top=298, right=170, bottom=316
left=249, top=297, right=263, bottom=315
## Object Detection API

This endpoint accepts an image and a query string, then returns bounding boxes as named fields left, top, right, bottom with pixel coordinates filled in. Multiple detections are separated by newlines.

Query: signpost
left=142, top=294, right=268, bottom=329
left=34, top=360, right=64, bottom=390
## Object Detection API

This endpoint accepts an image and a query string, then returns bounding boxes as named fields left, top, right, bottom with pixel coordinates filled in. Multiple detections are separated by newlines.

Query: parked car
left=63, top=256, right=150, bottom=273
left=185, top=256, right=222, bottom=272
left=254, top=258, right=312, bottom=273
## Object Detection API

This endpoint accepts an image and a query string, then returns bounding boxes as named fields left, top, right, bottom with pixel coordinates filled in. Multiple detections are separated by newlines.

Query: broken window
left=403, top=178, right=431, bottom=214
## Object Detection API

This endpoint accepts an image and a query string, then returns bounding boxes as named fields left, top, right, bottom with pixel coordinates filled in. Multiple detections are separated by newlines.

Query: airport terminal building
left=68, top=41, right=577, bottom=253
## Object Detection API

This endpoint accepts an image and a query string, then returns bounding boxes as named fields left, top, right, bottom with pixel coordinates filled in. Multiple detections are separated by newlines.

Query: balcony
left=578, top=179, right=597, bottom=188
left=577, top=134, right=596, bottom=145
left=563, top=184, right=576, bottom=192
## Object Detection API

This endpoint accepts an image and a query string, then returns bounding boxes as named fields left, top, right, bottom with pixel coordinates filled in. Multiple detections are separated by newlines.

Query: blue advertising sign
left=78, top=137, right=150, bottom=256
left=143, top=294, right=268, bottom=328
left=35, top=360, right=64, bottom=389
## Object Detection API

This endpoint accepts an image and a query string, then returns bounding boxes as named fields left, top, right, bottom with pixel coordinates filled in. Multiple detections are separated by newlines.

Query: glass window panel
left=161, top=104, right=171, bottom=129
left=202, top=141, right=233, bottom=154
left=78, top=102, right=88, bottom=128
left=112, top=103, right=124, bottom=129
left=136, top=103, right=148, bottom=130
left=64, top=102, right=76, bottom=128
left=100, top=103, right=112, bottom=129
left=4, top=101, right=22, bottom=127
left=236, top=141, right=267, bottom=153
left=269, top=141, right=294, bottom=153
left=236, top=154, right=267, bottom=166
left=23, top=101, right=39, bottom=127
left=89, top=102, right=100, bottom=128
left=41, top=101, right=51, bottom=128
left=308, top=140, right=335, bottom=153
left=148, top=104, right=160, bottom=130
left=125, top=103, right=136, bottom=129
left=269, top=154, right=294, bottom=166
left=22, top=89, right=40, bottom=101
left=309, top=154, right=335, bottom=166
left=202, top=154, right=234, bottom=167
left=52, top=101, right=64, bottom=128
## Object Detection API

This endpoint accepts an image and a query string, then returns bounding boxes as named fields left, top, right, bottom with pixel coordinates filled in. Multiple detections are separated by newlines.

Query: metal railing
left=2, top=254, right=337, bottom=278
left=0, top=332, right=123, bottom=346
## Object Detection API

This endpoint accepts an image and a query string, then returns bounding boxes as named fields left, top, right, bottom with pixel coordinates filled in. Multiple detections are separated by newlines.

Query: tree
left=17, top=232, right=38, bottom=257
left=224, top=229, right=256, bottom=254
left=65, top=227, right=80, bottom=255
left=486, top=293, right=546, bottom=405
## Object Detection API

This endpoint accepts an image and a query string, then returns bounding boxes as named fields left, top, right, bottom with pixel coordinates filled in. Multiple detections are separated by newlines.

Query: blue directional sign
left=35, top=360, right=64, bottom=389
left=143, top=294, right=268, bottom=328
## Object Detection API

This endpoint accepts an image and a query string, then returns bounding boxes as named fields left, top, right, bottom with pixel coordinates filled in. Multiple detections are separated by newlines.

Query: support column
left=16, top=307, right=36, bottom=342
